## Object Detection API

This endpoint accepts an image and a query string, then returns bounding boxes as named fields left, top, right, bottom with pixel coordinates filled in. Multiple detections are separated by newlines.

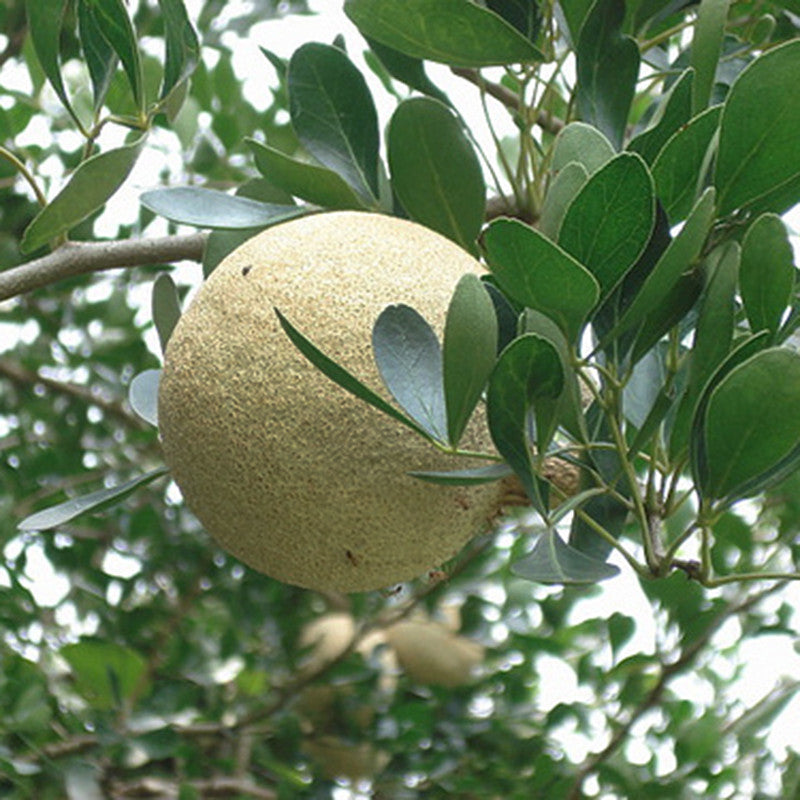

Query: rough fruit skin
left=158, top=211, right=505, bottom=592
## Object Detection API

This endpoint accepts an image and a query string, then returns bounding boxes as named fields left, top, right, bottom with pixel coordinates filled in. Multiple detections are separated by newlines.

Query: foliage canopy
left=3, top=0, right=800, bottom=797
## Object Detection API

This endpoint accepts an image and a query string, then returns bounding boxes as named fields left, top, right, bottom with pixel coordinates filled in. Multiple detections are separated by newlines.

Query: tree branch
left=0, top=358, right=147, bottom=430
left=565, top=582, right=788, bottom=799
left=450, top=67, right=565, bottom=136
left=0, top=234, right=207, bottom=301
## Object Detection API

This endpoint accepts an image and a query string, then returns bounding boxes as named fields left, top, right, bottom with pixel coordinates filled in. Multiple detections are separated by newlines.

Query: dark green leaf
left=740, top=213, right=795, bottom=337
left=575, top=0, right=640, bottom=149
left=247, top=139, right=369, bottom=210
left=77, top=0, right=118, bottom=111
left=629, top=270, right=703, bottom=364
left=158, top=0, right=200, bottom=100
left=22, top=138, right=144, bottom=253
left=520, top=310, right=587, bottom=443
left=483, top=217, right=599, bottom=342
left=344, top=0, right=545, bottom=67
left=670, top=242, right=739, bottom=459
left=409, top=462, right=513, bottom=485
left=372, top=304, right=447, bottom=442
left=443, top=274, right=498, bottom=446
left=486, top=0, right=542, bottom=41
left=716, top=39, right=800, bottom=216
left=366, top=38, right=450, bottom=104
left=152, top=272, right=181, bottom=355
left=140, top=187, right=305, bottom=229
left=61, top=641, right=148, bottom=711
left=26, top=0, right=75, bottom=118
left=558, top=152, right=655, bottom=299
left=599, top=187, right=716, bottom=347
left=83, top=0, right=144, bottom=111
left=483, top=280, right=519, bottom=355
left=129, top=369, right=160, bottom=427
left=688, top=332, right=770, bottom=499
left=18, top=468, right=169, bottom=532
left=275, top=308, right=433, bottom=441
left=487, top=334, right=563, bottom=506
left=551, top=122, right=615, bottom=173
left=539, top=162, right=589, bottom=240
left=512, top=528, right=620, bottom=584
left=701, top=348, right=800, bottom=501
left=627, top=68, right=694, bottom=164
left=652, top=105, right=721, bottom=224
left=388, top=97, right=485, bottom=253
left=690, top=0, right=730, bottom=114
left=557, top=0, right=595, bottom=45
left=288, top=42, right=379, bottom=201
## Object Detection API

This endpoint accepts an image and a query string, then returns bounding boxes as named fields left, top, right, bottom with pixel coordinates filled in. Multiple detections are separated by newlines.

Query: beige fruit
left=303, top=736, right=390, bottom=781
left=385, top=616, right=484, bottom=687
left=158, top=211, right=507, bottom=592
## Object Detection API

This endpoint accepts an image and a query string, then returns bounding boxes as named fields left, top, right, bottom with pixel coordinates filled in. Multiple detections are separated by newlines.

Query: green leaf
left=557, top=0, right=595, bottom=46
left=512, top=528, right=620, bottom=584
left=158, top=0, right=200, bottom=100
left=520, top=310, right=587, bottom=443
left=551, top=122, right=615, bottom=173
left=716, top=39, right=800, bottom=216
left=652, top=104, right=721, bottom=224
left=26, top=0, right=75, bottom=119
left=140, top=187, right=304, bottom=229
left=629, top=270, right=703, bottom=364
left=558, top=152, right=655, bottom=299
left=740, top=213, right=795, bottom=337
left=486, top=0, right=542, bottom=41
left=575, top=0, right=640, bottom=150
left=372, top=304, right=447, bottom=442
left=409, top=462, right=513, bottom=486
left=443, top=274, right=498, bottom=446
left=21, top=138, right=144, bottom=253
left=83, top=0, right=144, bottom=111
left=388, top=97, right=485, bottom=253
left=599, top=187, right=716, bottom=347
left=701, top=348, right=800, bottom=501
left=288, top=42, right=379, bottom=201
left=77, top=0, right=118, bottom=111
left=689, top=332, right=772, bottom=499
left=538, top=161, right=589, bottom=241
left=274, top=308, right=433, bottom=441
left=344, top=0, right=545, bottom=67
left=670, top=242, right=740, bottom=458
left=482, top=217, right=599, bottom=342
left=486, top=334, right=563, bottom=507
left=152, top=272, right=181, bottom=355
left=61, top=640, right=148, bottom=711
left=247, top=139, right=369, bottom=211
left=129, top=369, right=160, bottom=427
left=627, top=68, right=694, bottom=164
left=17, top=468, right=169, bottom=532
left=690, top=0, right=730, bottom=114
left=366, top=38, right=450, bottom=104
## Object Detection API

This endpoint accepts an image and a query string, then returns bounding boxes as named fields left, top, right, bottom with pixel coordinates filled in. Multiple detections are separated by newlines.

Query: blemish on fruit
left=345, top=549, right=361, bottom=567
left=241, top=265, right=251, bottom=276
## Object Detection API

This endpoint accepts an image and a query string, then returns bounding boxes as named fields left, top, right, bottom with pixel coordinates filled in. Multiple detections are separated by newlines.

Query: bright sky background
left=3, top=3, right=800, bottom=797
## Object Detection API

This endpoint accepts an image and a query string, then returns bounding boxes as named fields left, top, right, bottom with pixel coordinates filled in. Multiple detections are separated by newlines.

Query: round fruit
left=385, top=616, right=484, bottom=687
left=158, top=211, right=506, bottom=592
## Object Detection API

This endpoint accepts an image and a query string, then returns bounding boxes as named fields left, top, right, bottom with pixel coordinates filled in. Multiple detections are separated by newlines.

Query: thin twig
left=0, top=233, right=207, bottom=301
left=450, top=67, right=565, bottom=135
left=565, top=581, right=788, bottom=798
left=0, top=359, right=146, bottom=430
